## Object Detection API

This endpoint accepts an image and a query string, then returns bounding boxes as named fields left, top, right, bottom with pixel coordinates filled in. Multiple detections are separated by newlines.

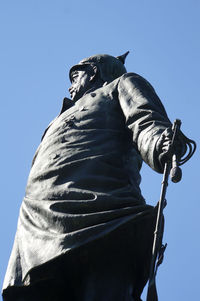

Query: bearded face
left=68, top=65, right=96, bottom=102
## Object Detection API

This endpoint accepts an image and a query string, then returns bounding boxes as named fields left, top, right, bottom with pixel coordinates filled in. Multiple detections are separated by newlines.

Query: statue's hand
left=157, top=128, right=185, bottom=166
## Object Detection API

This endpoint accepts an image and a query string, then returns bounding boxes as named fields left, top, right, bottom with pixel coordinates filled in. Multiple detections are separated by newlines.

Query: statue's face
left=69, top=65, right=94, bottom=101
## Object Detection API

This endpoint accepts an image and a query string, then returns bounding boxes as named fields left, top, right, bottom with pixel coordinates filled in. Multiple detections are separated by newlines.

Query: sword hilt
left=170, top=119, right=182, bottom=183
left=170, top=155, right=182, bottom=182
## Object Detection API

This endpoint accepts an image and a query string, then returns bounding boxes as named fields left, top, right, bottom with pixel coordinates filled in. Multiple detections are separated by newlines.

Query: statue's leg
left=60, top=216, right=154, bottom=301
left=76, top=246, right=135, bottom=301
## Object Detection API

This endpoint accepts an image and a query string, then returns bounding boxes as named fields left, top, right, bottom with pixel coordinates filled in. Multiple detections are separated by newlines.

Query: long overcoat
left=3, top=72, right=171, bottom=297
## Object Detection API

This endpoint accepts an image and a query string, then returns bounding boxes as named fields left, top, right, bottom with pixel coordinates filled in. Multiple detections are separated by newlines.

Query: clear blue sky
left=0, top=1, right=199, bottom=300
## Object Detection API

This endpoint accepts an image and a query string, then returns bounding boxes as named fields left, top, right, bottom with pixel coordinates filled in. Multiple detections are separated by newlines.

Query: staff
left=146, top=119, right=196, bottom=301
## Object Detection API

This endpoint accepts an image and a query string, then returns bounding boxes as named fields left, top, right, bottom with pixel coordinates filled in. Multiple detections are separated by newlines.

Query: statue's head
left=69, top=52, right=129, bottom=101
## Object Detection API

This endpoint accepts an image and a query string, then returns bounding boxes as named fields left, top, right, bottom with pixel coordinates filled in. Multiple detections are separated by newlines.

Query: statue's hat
left=69, top=52, right=129, bottom=83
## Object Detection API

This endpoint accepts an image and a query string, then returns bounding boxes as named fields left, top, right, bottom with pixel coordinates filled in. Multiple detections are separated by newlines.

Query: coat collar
left=59, top=97, right=74, bottom=115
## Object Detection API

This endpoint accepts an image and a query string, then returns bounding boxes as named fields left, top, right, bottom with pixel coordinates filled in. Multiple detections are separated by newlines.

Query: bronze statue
left=3, top=53, right=189, bottom=301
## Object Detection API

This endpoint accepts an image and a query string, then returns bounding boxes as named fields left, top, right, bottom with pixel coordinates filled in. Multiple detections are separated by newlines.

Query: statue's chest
left=47, top=89, right=126, bottom=137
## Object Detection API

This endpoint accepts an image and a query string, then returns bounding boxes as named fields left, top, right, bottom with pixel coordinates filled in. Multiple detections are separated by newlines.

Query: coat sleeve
left=118, top=72, right=172, bottom=173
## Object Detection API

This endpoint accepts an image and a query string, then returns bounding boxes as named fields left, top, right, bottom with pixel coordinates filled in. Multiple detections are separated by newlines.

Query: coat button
left=52, top=153, right=59, bottom=159
left=65, top=116, right=75, bottom=127
left=79, top=106, right=85, bottom=111
left=61, top=136, right=68, bottom=143
left=66, top=120, right=74, bottom=127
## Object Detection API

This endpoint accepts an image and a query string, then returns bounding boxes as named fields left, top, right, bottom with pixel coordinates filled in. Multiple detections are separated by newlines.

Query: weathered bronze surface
left=3, top=53, right=178, bottom=301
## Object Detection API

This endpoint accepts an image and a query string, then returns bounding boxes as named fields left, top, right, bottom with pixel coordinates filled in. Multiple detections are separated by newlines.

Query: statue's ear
left=89, top=65, right=98, bottom=82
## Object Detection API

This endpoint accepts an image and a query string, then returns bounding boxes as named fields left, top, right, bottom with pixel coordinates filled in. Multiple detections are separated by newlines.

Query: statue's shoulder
left=120, top=72, right=143, bottom=80
left=119, top=72, right=155, bottom=91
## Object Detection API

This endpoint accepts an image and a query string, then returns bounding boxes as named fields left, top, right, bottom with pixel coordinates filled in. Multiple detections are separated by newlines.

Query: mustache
left=69, top=88, right=76, bottom=97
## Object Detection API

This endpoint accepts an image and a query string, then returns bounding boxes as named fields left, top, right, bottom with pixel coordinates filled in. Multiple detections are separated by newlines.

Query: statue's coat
left=3, top=73, right=171, bottom=294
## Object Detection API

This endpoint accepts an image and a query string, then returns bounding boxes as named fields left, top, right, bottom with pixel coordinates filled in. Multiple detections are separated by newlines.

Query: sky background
left=0, top=0, right=199, bottom=300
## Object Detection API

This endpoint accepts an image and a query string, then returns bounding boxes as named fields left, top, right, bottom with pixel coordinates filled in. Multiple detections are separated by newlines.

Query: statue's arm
left=118, top=72, right=172, bottom=173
